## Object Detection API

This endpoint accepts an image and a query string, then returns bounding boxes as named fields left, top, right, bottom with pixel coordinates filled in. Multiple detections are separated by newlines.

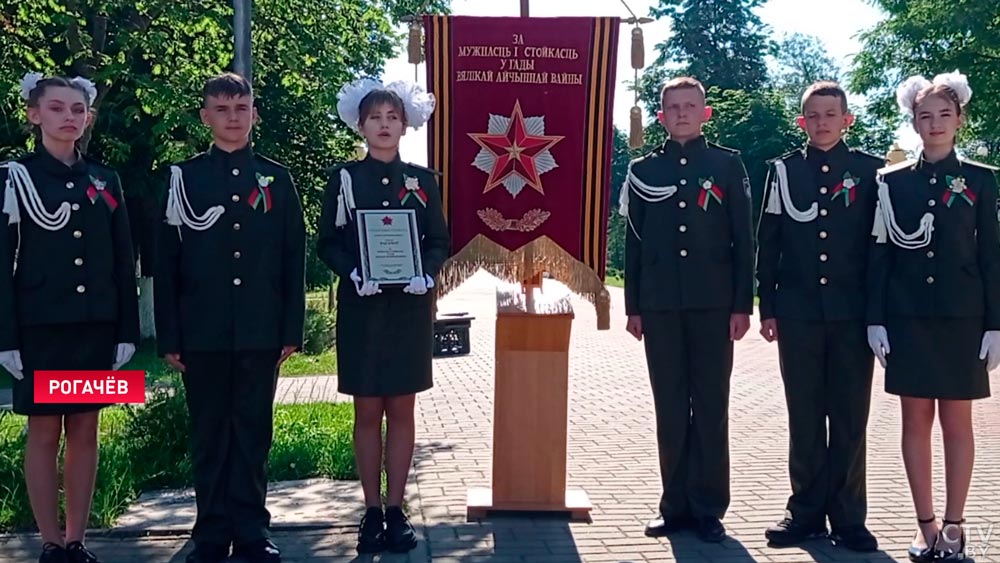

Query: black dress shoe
left=39, top=543, right=67, bottom=563
left=357, top=506, right=387, bottom=554
left=65, top=542, right=101, bottom=563
left=385, top=506, right=418, bottom=553
left=232, top=538, right=281, bottom=563
left=830, top=525, right=878, bottom=552
left=644, top=514, right=695, bottom=537
left=695, top=516, right=727, bottom=543
left=765, top=517, right=828, bottom=546
left=185, top=543, right=230, bottom=563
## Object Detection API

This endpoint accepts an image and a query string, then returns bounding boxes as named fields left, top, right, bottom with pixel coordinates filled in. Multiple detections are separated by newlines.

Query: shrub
left=302, top=306, right=336, bottom=356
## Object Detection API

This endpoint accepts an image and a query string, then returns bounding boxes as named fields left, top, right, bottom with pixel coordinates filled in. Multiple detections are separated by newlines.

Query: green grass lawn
left=605, top=274, right=624, bottom=288
left=126, top=339, right=337, bottom=384
left=0, top=386, right=356, bottom=531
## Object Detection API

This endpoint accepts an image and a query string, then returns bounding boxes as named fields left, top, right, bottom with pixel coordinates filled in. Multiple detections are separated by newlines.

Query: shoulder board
left=850, top=148, right=885, bottom=162
left=10, top=153, right=37, bottom=165
left=324, top=160, right=360, bottom=176
left=254, top=153, right=288, bottom=170
left=174, top=152, right=208, bottom=168
left=877, top=159, right=917, bottom=176
left=629, top=149, right=662, bottom=166
left=405, top=162, right=443, bottom=177
left=768, top=148, right=805, bottom=165
left=960, top=158, right=999, bottom=172
left=707, top=141, right=740, bottom=154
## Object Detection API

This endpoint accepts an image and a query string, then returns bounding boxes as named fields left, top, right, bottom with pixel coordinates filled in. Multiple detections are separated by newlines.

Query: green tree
left=605, top=128, right=631, bottom=274
left=0, top=0, right=448, bottom=288
left=648, top=0, right=770, bottom=91
left=850, top=0, right=1000, bottom=161
left=772, top=33, right=840, bottom=105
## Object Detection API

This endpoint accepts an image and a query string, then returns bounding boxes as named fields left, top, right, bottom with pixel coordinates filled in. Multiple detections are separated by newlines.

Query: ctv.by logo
left=941, top=522, right=995, bottom=558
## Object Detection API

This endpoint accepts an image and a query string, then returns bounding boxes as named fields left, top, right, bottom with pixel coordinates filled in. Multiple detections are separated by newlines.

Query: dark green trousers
left=182, top=349, right=281, bottom=547
left=776, top=318, right=874, bottom=528
left=642, top=309, right=732, bottom=520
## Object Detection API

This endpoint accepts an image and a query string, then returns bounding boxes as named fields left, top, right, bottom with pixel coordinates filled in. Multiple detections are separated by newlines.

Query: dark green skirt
left=885, top=317, right=990, bottom=400
left=335, top=288, right=434, bottom=397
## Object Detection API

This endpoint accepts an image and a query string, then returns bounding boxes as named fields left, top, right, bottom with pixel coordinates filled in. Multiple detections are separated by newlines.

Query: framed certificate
left=357, top=209, right=424, bottom=286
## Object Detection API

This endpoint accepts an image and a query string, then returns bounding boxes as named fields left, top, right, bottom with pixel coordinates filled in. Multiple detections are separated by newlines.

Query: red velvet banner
left=425, top=16, right=618, bottom=327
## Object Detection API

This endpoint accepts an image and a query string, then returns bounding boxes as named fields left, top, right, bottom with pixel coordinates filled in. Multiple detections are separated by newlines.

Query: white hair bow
left=896, top=70, right=972, bottom=116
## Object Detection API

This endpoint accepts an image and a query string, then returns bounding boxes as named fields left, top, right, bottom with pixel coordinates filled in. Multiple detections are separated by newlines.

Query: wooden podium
left=467, top=280, right=592, bottom=521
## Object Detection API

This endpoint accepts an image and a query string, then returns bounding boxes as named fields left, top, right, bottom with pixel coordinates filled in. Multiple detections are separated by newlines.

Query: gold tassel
left=631, top=27, right=644, bottom=69
left=629, top=106, right=644, bottom=149
left=435, top=235, right=612, bottom=330
left=408, top=21, right=423, bottom=65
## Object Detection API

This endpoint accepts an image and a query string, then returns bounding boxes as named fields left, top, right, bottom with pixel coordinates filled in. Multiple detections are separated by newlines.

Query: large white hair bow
left=896, top=70, right=972, bottom=116
left=335, top=78, right=435, bottom=133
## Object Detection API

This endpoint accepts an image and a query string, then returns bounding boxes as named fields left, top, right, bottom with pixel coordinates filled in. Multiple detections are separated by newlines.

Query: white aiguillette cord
left=871, top=175, right=934, bottom=249
left=618, top=162, right=678, bottom=240
left=334, top=168, right=357, bottom=227
left=763, top=160, right=818, bottom=222
left=1, top=162, right=72, bottom=230
left=165, top=165, right=225, bottom=239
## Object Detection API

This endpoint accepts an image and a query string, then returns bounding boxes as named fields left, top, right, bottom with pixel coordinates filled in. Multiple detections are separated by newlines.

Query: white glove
left=979, top=331, right=1000, bottom=372
left=349, top=268, right=381, bottom=297
left=867, top=325, right=890, bottom=368
left=113, top=343, right=136, bottom=370
left=402, top=275, right=435, bottom=295
left=0, top=350, right=23, bottom=380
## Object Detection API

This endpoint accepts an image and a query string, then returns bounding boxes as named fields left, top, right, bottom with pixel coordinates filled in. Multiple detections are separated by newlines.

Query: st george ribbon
left=425, top=15, right=619, bottom=329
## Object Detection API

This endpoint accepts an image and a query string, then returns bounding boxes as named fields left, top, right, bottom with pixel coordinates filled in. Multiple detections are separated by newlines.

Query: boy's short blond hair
left=800, top=81, right=849, bottom=114
left=660, top=76, right=706, bottom=108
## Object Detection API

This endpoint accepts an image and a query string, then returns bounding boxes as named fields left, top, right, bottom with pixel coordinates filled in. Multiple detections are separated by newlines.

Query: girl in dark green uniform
left=317, top=79, right=449, bottom=555
left=867, top=71, right=998, bottom=562
left=0, top=74, right=139, bottom=563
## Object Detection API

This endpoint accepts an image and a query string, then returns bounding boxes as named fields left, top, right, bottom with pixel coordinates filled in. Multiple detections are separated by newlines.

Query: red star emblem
left=468, top=100, right=564, bottom=195
left=381, top=216, right=393, bottom=225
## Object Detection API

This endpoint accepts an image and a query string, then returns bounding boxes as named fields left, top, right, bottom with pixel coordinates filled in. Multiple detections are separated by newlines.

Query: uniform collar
left=662, top=135, right=707, bottom=157
left=915, top=150, right=961, bottom=177
left=363, top=153, right=405, bottom=177
left=207, top=142, right=254, bottom=167
left=805, top=140, right=849, bottom=163
left=34, top=145, right=87, bottom=178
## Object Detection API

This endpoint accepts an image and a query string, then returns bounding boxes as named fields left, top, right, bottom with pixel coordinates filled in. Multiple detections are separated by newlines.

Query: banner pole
left=520, top=0, right=529, bottom=17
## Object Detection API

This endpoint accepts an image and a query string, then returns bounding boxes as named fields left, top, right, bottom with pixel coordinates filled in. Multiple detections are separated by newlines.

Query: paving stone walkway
left=1, top=270, right=998, bottom=562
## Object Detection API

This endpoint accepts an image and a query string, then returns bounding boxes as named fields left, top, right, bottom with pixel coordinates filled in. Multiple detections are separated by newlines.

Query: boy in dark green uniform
left=621, top=76, right=754, bottom=543
left=154, top=73, right=306, bottom=563
left=756, top=82, right=881, bottom=551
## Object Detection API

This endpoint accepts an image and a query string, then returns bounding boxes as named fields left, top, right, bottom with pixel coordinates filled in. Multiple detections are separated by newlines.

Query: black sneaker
left=384, top=506, right=418, bottom=553
left=766, top=517, right=829, bottom=546
left=695, top=516, right=727, bottom=543
left=357, top=506, right=387, bottom=554
left=232, top=538, right=281, bottom=563
left=65, top=542, right=100, bottom=563
left=38, top=543, right=67, bottom=563
left=831, top=525, right=879, bottom=552
left=185, top=543, right=230, bottom=563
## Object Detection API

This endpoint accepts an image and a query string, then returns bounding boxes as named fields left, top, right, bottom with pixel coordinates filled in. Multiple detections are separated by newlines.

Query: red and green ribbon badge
left=831, top=172, right=860, bottom=207
left=697, top=177, right=724, bottom=211
left=86, top=175, right=118, bottom=211
left=942, top=175, right=976, bottom=208
left=399, top=175, right=428, bottom=207
left=249, top=173, right=274, bottom=212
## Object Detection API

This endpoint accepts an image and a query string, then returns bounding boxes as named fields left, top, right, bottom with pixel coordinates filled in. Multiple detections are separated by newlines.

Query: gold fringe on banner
left=435, top=235, right=612, bottom=330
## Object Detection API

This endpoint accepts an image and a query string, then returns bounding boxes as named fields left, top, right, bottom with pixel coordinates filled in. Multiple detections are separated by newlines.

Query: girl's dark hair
left=26, top=76, right=92, bottom=109
left=358, top=90, right=407, bottom=126
left=914, top=84, right=964, bottom=116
